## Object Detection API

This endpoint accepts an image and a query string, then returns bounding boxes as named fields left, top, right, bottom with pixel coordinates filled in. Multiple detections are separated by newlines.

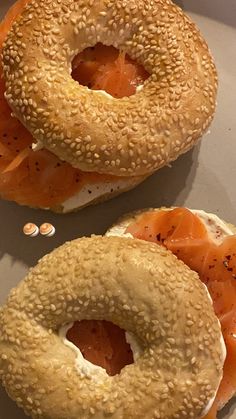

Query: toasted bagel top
left=3, top=0, right=217, bottom=176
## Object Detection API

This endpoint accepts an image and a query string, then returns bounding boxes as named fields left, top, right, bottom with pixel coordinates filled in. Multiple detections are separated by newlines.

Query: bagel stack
left=0, top=0, right=217, bottom=211
left=0, top=236, right=225, bottom=418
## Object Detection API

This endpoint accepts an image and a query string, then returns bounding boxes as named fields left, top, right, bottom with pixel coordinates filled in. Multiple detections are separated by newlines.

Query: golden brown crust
left=0, top=236, right=224, bottom=419
left=3, top=0, right=217, bottom=177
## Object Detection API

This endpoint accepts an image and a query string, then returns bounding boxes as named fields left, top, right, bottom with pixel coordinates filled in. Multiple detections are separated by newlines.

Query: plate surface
left=0, top=1, right=236, bottom=418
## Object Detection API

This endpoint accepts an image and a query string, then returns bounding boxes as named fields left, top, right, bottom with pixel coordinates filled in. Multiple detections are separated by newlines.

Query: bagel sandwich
left=0, top=235, right=226, bottom=418
left=0, top=0, right=217, bottom=212
left=106, top=207, right=236, bottom=418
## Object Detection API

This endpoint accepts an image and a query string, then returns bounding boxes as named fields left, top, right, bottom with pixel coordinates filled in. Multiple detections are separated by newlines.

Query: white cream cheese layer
left=59, top=323, right=141, bottom=380
left=61, top=178, right=136, bottom=212
left=95, top=90, right=113, bottom=99
left=198, top=294, right=227, bottom=417
left=32, top=140, right=43, bottom=151
left=59, top=323, right=108, bottom=381
left=192, top=209, right=233, bottom=244
left=200, top=326, right=226, bottom=417
left=125, top=332, right=142, bottom=362
left=95, top=85, right=144, bottom=98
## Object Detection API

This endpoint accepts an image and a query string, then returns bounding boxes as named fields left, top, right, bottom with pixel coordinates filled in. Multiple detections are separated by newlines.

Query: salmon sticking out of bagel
left=0, top=236, right=225, bottom=418
left=106, top=208, right=236, bottom=418
left=0, top=0, right=217, bottom=211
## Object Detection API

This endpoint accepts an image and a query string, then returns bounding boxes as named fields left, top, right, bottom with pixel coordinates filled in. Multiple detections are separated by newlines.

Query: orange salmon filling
left=66, top=320, right=134, bottom=376
left=0, top=0, right=148, bottom=208
left=126, top=207, right=236, bottom=418
left=72, top=43, right=149, bottom=99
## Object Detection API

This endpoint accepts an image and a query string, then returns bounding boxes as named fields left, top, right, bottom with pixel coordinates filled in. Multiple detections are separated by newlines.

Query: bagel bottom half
left=0, top=236, right=224, bottom=419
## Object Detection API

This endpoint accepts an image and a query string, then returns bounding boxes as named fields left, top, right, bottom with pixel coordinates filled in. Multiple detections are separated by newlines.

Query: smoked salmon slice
left=66, top=320, right=134, bottom=376
left=72, top=43, right=149, bottom=99
left=0, top=0, right=148, bottom=209
left=126, top=207, right=236, bottom=418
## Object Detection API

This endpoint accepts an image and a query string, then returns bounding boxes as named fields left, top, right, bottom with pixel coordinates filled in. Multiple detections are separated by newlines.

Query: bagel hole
left=71, top=43, right=149, bottom=99
left=66, top=320, right=134, bottom=376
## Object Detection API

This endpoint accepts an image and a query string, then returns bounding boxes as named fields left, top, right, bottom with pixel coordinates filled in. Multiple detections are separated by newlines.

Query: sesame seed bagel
left=106, top=209, right=236, bottom=412
left=2, top=0, right=217, bottom=177
left=0, top=236, right=224, bottom=419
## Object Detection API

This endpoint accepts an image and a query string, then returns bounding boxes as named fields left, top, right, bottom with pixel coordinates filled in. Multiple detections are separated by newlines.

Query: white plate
left=0, top=1, right=235, bottom=418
